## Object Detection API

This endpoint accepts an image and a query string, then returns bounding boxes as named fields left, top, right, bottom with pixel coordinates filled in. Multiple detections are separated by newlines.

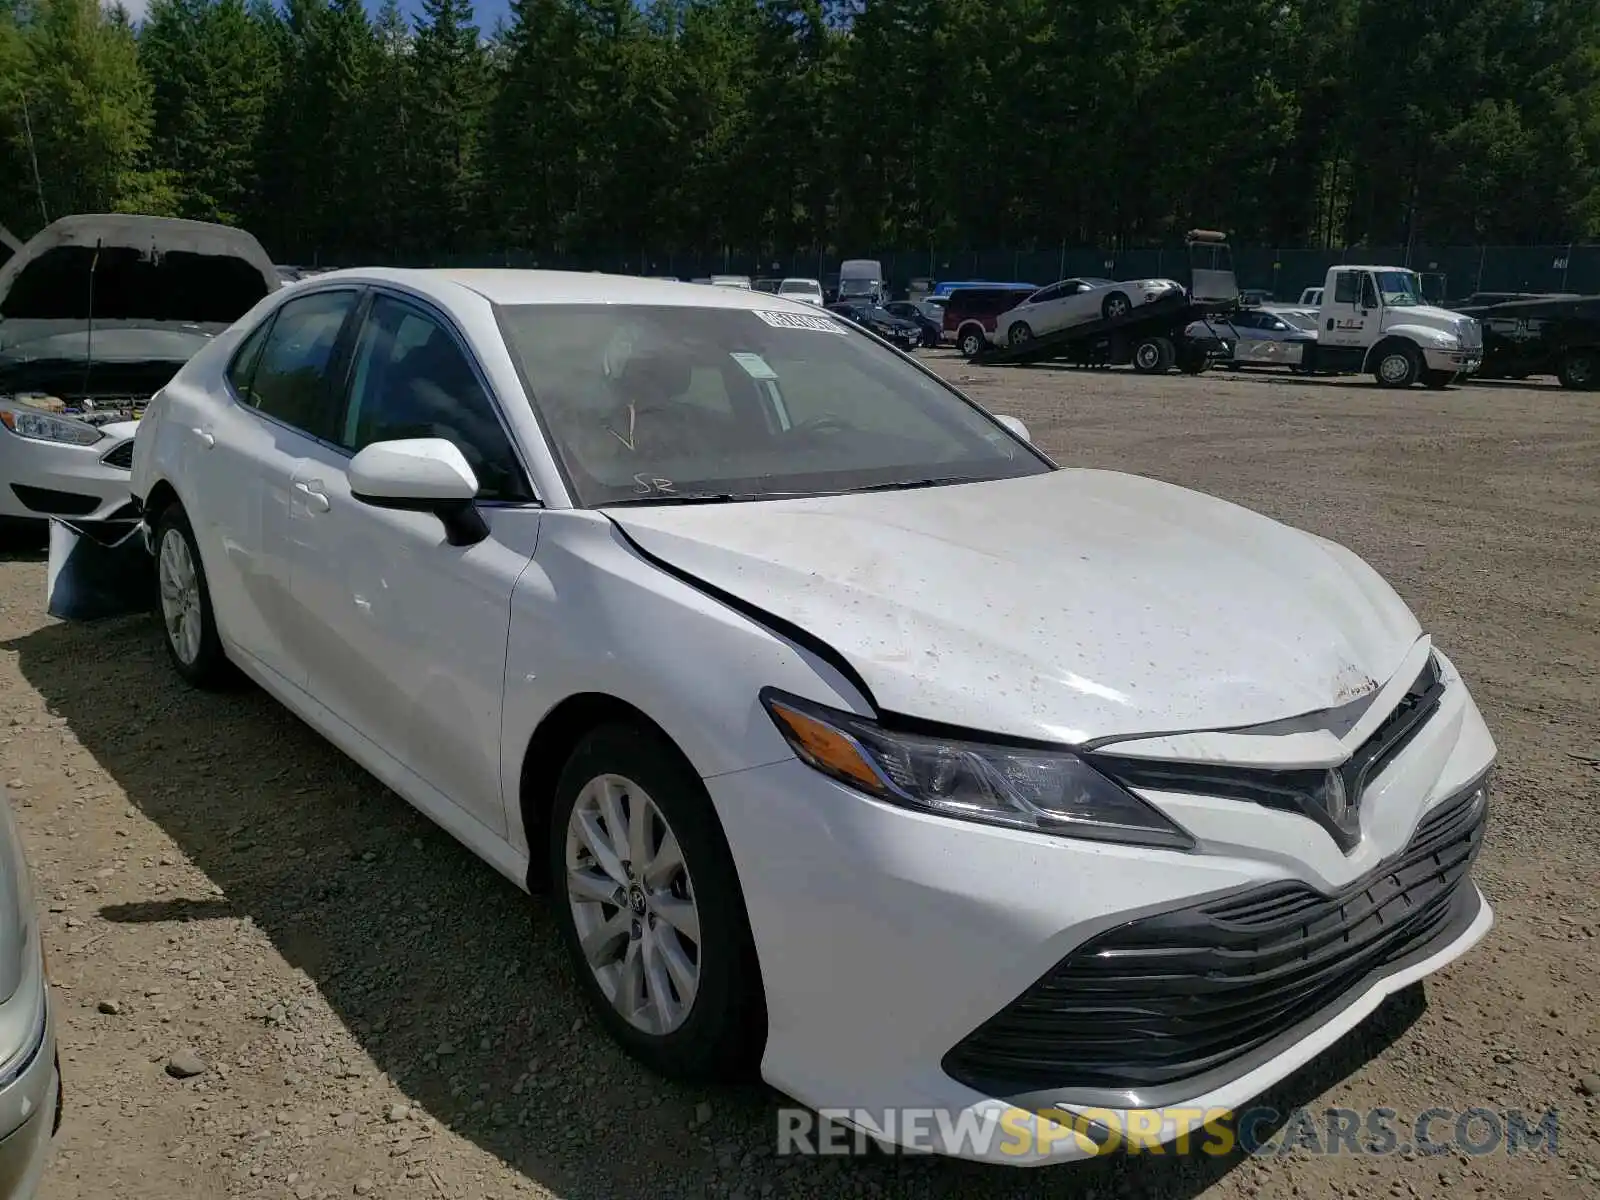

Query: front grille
left=942, top=780, right=1487, bottom=1097
left=1339, top=653, right=1445, bottom=798
left=1093, top=654, right=1446, bottom=854
left=100, top=440, right=135, bottom=469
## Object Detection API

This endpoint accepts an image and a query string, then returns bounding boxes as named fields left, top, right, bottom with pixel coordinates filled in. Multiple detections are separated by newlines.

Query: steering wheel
left=791, top=413, right=852, bottom=437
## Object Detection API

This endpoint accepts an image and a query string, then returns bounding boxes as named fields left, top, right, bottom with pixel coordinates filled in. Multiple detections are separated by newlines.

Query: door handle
left=191, top=426, right=215, bottom=448
left=293, top=480, right=331, bottom=513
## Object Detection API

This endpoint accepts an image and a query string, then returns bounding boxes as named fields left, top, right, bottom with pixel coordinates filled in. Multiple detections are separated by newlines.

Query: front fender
left=1363, top=324, right=1454, bottom=370
left=499, top=510, right=863, bottom=856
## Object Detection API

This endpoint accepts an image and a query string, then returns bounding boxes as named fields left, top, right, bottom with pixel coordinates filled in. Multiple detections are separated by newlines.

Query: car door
left=1227, top=310, right=1267, bottom=361
left=1322, top=270, right=1374, bottom=351
left=1044, top=280, right=1099, bottom=330
left=282, top=289, right=542, bottom=838
left=195, top=287, right=362, bottom=688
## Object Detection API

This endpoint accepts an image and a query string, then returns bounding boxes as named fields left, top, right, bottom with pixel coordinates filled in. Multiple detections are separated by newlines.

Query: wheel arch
left=518, top=691, right=703, bottom=894
left=141, top=477, right=183, bottom=524
left=1362, top=334, right=1420, bottom=374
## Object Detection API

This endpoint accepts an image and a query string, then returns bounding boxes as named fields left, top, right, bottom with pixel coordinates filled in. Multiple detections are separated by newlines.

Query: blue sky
left=120, top=0, right=517, bottom=33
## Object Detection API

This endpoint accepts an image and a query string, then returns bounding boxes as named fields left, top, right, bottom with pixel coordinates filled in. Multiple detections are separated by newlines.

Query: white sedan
left=775, top=278, right=824, bottom=305
left=124, top=269, right=1494, bottom=1164
left=993, top=276, right=1185, bottom=347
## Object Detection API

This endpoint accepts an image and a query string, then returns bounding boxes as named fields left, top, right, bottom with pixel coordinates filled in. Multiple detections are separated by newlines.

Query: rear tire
left=153, top=504, right=233, bottom=689
left=1132, top=336, right=1174, bottom=374
left=1373, top=342, right=1421, bottom=388
left=1557, top=348, right=1597, bottom=390
left=548, top=722, right=766, bottom=1082
left=958, top=326, right=987, bottom=358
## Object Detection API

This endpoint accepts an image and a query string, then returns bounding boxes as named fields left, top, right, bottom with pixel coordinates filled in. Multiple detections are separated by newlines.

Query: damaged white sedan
left=87, top=269, right=1492, bottom=1163
left=0, top=214, right=279, bottom=530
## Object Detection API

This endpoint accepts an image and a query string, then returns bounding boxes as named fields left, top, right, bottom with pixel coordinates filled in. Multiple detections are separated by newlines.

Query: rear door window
left=243, top=289, right=360, bottom=439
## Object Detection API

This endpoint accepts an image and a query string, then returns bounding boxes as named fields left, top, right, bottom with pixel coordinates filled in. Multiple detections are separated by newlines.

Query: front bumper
left=0, top=429, right=137, bottom=522
left=1424, top=347, right=1482, bottom=375
left=0, top=929, right=60, bottom=1197
left=707, top=663, right=1496, bottom=1165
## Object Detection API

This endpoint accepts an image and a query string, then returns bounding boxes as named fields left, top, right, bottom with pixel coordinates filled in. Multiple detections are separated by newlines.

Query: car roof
left=291, top=267, right=825, bottom=312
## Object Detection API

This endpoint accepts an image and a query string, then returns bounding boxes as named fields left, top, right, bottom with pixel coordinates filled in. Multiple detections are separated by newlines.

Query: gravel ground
left=1, top=359, right=1597, bottom=1199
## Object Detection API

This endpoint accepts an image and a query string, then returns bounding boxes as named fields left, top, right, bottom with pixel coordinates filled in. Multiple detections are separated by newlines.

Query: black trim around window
left=218, top=282, right=541, bottom=508
left=331, top=285, right=539, bottom=505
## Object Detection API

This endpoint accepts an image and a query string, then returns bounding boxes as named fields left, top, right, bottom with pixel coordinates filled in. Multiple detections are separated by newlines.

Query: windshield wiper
left=599, top=493, right=749, bottom=507
left=838, top=476, right=986, bottom=494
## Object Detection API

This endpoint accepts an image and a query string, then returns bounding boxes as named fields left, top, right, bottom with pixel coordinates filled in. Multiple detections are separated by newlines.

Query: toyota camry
left=115, top=269, right=1493, bottom=1163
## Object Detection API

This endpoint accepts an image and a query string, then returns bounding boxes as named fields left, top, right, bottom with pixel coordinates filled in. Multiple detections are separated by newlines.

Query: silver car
left=1213, top=307, right=1317, bottom=367
left=0, top=787, right=59, bottom=1198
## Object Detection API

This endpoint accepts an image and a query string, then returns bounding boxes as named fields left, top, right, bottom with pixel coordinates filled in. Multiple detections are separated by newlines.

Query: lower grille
left=943, top=780, right=1488, bottom=1097
left=9, top=484, right=101, bottom=516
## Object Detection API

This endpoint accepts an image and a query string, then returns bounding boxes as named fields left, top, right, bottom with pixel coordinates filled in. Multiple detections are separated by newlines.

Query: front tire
left=1373, top=342, right=1421, bottom=388
left=1006, top=321, right=1034, bottom=347
left=153, top=504, right=232, bottom=689
left=549, top=722, right=765, bottom=1082
left=1101, top=291, right=1132, bottom=321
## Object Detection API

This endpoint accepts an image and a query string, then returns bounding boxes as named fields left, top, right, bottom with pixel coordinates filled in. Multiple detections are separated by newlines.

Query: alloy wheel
left=565, top=773, right=702, bottom=1035
left=158, top=527, right=204, bottom=666
left=1379, top=353, right=1412, bottom=383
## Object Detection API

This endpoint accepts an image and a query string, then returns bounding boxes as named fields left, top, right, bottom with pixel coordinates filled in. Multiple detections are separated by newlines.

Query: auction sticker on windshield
left=753, top=310, right=847, bottom=334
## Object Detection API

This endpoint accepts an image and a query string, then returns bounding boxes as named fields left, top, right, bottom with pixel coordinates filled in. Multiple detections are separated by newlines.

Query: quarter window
left=225, top=314, right=274, bottom=398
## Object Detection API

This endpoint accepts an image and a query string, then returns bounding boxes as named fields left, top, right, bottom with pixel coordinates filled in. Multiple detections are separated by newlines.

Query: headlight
left=761, top=689, right=1195, bottom=850
left=0, top=406, right=104, bottom=446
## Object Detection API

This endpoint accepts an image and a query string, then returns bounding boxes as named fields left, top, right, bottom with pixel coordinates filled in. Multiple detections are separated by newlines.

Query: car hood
left=0, top=319, right=222, bottom=400
left=1387, top=305, right=1473, bottom=335
left=608, top=470, right=1423, bottom=743
left=0, top=318, right=223, bottom=364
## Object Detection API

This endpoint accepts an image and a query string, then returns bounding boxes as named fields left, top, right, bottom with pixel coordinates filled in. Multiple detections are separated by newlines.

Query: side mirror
left=994, top=414, right=1032, bottom=443
left=349, top=437, right=488, bottom=547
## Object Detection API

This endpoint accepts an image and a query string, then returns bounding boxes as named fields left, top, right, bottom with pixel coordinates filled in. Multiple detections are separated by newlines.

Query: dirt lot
left=2, top=360, right=1597, bottom=1200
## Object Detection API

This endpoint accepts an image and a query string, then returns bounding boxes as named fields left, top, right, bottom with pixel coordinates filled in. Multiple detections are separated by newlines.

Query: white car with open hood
left=106, top=269, right=1492, bottom=1163
left=0, top=214, right=279, bottom=529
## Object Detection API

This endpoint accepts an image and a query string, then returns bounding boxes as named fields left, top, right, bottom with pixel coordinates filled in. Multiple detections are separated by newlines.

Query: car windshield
left=493, top=302, right=1049, bottom=507
left=1375, top=271, right=1422, bottom=307
left=778, top=280, right=817, bottom=294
